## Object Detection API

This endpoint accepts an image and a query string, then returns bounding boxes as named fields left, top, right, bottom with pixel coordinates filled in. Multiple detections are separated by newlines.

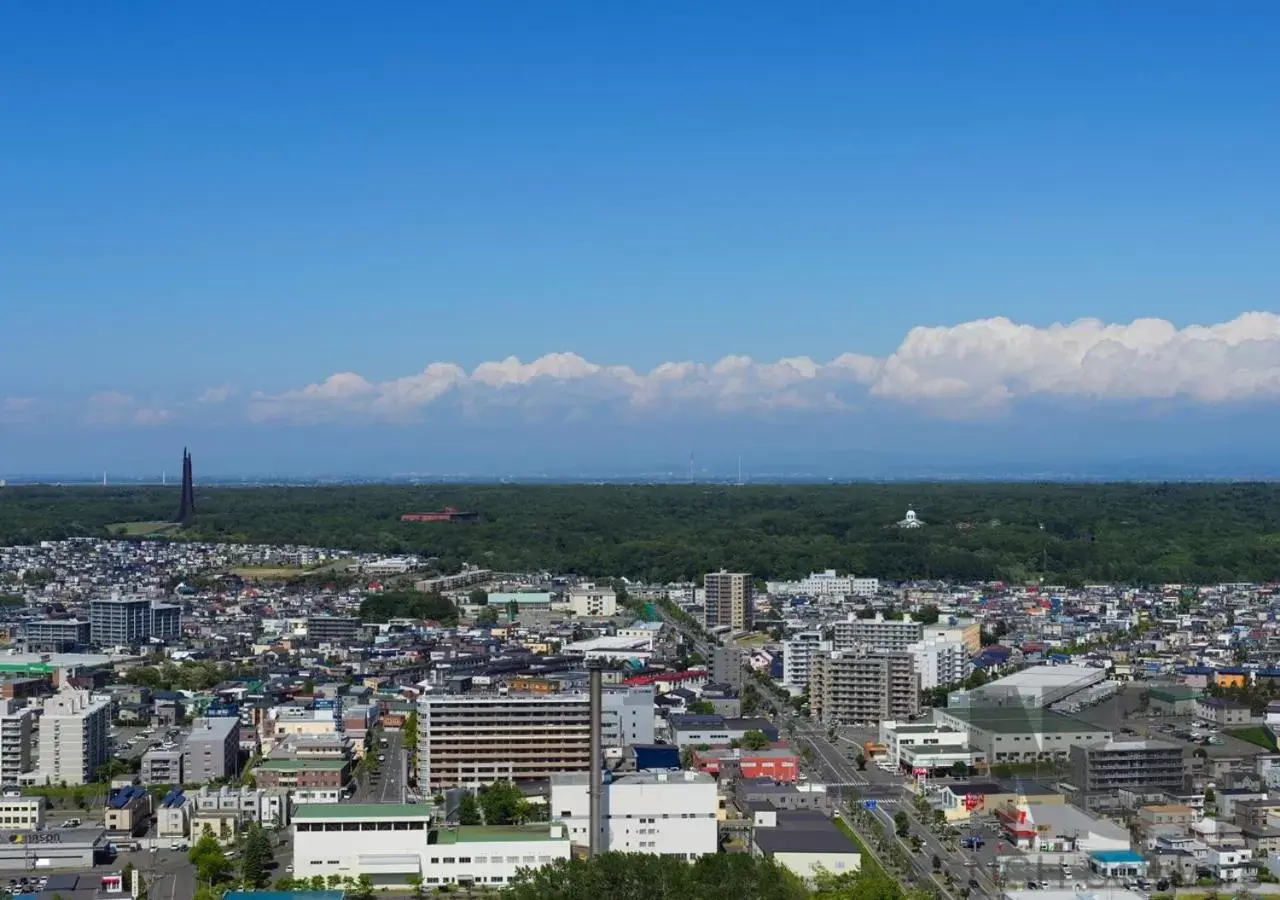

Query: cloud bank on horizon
left=8, top=313, right=1278, bottom=430
left=243, top=313, right=1280, bottom=424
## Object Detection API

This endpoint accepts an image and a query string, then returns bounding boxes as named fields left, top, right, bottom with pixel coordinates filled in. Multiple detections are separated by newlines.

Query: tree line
left=6, top=482, right=1280, bottom=583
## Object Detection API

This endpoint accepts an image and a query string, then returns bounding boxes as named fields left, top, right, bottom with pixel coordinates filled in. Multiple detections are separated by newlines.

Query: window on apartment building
left=442, top=857, right=455, bottom=864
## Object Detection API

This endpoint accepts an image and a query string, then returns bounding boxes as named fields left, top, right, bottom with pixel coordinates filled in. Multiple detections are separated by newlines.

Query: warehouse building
left=952, top=664, right=1106, bottom=710
left=933, top=707, right=1112, bottom=764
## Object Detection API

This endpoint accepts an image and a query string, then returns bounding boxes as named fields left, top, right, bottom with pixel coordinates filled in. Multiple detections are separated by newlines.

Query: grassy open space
left=107, top=520, right=180, bottom=536
left=226, top=565, right=307, bottom=580
left=833, top=813, right=885, bottom=876
left=1225, top=725, right=1277, bottom=751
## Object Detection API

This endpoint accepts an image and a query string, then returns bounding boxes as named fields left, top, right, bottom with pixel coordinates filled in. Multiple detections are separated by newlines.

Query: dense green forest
left=4, top=482, right=1280, bottom=583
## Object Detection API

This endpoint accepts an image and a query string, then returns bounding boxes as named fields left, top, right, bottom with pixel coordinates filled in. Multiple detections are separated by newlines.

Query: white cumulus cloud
left=82, top=391, right=173, bottom=427
left=244, top=312, right=1280, bottom=423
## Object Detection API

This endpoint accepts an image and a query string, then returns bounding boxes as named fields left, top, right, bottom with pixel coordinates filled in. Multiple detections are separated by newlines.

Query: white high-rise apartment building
left=551, top=770, right=718, bottom=859
left=782, top=631, right=832, bottom=691
left=37, top=689, right=110, bottom=785
left=908, top=639, right=970, bottom=690
left=0, top=700, right=35, bottom=786
left=704, top=571, right=753, bottom=631
left=832, top=612, right=923, bottom=651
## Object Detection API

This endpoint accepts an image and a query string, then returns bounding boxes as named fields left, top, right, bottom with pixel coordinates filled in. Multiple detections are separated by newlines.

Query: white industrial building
left=550, top=770, right=719, bottom=859
left=956, top=664, right=1106, bottom=710
left=562, top=635, right=654, bottom=663
left=908, top=638, right=970, bottom=689
left=767, top=571, right=879, bottom=598
left=362, top=557, right=420, bottom=576
left=37, top=689, right=110, bottom=786
left=878, top=719, right=987, bottom=771
left=292, top=803, right=571, bottom=890
left=781, top=632, right=831, bottom=691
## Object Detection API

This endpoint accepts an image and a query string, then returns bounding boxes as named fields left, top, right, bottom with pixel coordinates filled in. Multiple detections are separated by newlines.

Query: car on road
left=968, top=879, right=980, bottom=888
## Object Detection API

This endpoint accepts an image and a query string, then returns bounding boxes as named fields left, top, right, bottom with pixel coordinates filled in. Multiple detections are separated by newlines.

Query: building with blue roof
left=104, top=785, right=152, bottom=835
left=1088, top=848, right=1148, bottom=878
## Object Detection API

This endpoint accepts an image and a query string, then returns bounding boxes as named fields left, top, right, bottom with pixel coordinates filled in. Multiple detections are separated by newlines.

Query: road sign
left=863, top=799, right=877, bottom=811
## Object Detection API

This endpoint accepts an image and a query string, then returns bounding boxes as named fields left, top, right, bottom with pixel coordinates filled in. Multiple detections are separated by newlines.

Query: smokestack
left=588, top=661, right=603, bottom=859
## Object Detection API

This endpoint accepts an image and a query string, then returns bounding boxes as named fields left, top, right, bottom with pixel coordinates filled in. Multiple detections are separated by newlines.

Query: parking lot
left=1075, top=685, right=1264, bottom=758
left=111, top=723, right=185, bottom=762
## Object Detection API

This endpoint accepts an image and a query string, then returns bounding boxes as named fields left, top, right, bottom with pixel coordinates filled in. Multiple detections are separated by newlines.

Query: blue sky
left=3, top=2, right=1280, bottom=475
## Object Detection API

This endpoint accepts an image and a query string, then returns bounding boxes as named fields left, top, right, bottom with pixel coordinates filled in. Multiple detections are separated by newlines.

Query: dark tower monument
left=173, top=448, right=196, bottom=525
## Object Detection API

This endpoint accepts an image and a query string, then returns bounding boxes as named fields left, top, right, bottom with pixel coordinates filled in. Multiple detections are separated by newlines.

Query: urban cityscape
left=0, top=491, right=1277, bottom=900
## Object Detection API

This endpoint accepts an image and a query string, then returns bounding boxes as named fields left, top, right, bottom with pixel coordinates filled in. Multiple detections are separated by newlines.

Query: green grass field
left=107, top=520, right=180, bottom=536
left=1226, top=725, right=1277, bottom=751
left=226, top=565, right=307, bottom=580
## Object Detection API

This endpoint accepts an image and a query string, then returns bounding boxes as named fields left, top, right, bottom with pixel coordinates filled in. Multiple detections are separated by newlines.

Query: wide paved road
left=355, top=730, right=407, bottom=804
left=660, top=608, right=998, bottom=898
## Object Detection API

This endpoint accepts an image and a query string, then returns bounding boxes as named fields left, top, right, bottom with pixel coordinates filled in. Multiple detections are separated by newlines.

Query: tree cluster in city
left=8, top=481, right=1280, bottom=583
left=503, top=850, right=927, bottom=900
left=358, top=589, right=458, bottom=624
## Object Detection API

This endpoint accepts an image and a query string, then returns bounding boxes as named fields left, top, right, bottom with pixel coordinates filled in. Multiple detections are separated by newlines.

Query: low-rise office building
left=291, top=803, right=571, bottom=890
left=255, top=759, right=350, bottom=804
left=879, top=720, right=987, bottom=773
left=0, top=797, right=44, bottom=831
left=140, top=747, right=184, bottom=785
left=20, top=619, right=91, bottom=653
left=1069, top=740, right=1185, bottom=795
left=565, top=586, right=617, bottom=618
left=306, top=616, right=362, bottom=645
left=665, top=715, right=779, bottom=748
left=185, top=716, right=241, bottom=783
left=690, top=747, right=800, bottom=783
